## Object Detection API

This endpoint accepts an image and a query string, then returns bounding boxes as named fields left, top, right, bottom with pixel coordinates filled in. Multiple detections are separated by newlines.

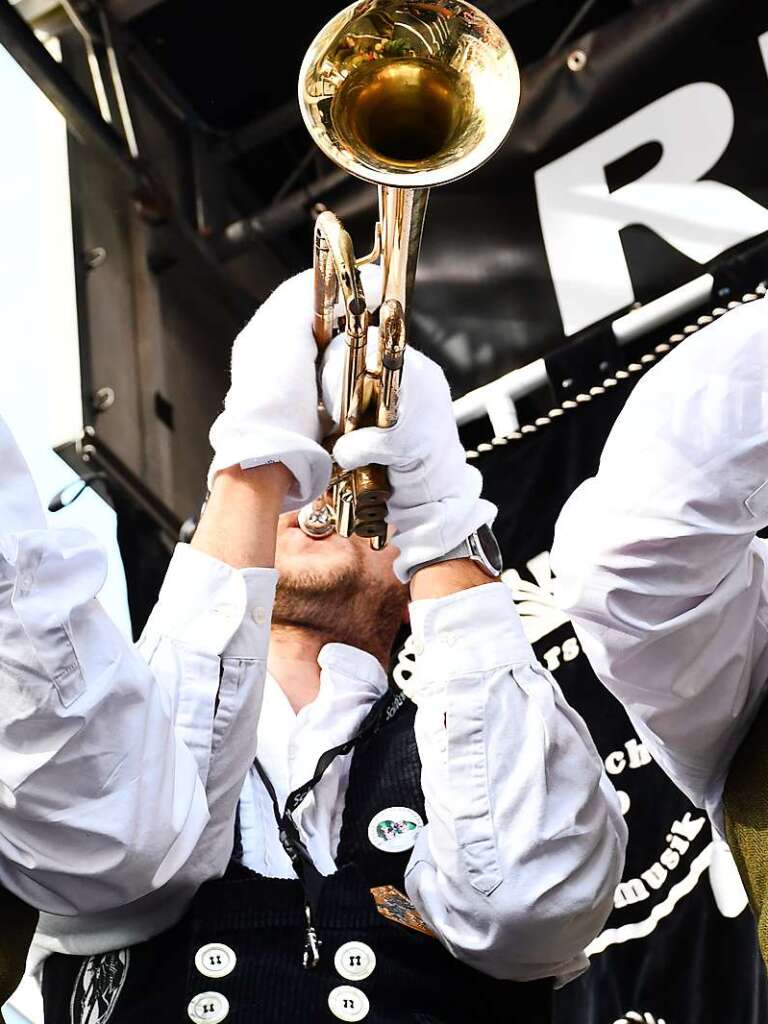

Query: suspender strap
left=253, top=686, right=408, bottom=968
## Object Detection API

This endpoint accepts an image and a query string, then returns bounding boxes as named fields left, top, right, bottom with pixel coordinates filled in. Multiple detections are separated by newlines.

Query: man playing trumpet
left=29, top=268, right=626, bottom=1023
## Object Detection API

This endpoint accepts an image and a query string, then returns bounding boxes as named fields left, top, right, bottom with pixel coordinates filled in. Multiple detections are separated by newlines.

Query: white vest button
left=187, top=991, right=230, bottom=1023
left=194, top=942, right=237, bottom=979
left=328, top=985, right=370, bottom=1021
left=334, top=941, right=376, bottom=981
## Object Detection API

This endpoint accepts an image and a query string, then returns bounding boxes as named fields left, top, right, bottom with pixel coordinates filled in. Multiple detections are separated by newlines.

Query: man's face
left=273, top=505, right=408, bottom=651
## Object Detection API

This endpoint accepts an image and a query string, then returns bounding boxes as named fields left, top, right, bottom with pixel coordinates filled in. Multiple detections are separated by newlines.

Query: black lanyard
left=253, top=686, right=408, bottom=968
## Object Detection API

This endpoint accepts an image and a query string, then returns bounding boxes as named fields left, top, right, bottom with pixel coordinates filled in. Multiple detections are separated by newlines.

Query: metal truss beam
left=0, top=0, right=253, bottom=313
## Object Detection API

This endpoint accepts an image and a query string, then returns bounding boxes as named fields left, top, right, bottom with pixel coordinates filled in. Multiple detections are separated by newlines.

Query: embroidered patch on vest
left=371, top=885, right=435, bottom=937
left=70, top=949, right=130, bottom=1024
left=367, top=806, right=424, bottom=853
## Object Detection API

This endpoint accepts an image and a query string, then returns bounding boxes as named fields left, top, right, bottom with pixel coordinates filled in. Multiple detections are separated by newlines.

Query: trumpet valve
left=334, top=480, right=356, bottom=538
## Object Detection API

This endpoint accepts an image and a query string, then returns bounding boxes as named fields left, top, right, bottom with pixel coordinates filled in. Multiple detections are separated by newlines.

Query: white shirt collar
left=316, top=642, right=388, bottom=694
left=255, top=643, right=389, bottom=821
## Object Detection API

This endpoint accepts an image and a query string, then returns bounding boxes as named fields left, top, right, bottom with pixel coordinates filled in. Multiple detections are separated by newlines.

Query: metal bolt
left=93, top=386, right=115, bottom=412
left=84, top=246, right=106, bottom=270
left=567, top=49, right=587, bottom=72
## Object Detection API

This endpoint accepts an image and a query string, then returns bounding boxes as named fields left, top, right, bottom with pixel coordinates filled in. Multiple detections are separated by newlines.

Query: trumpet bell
left=299, top=0, right=520, bottom=190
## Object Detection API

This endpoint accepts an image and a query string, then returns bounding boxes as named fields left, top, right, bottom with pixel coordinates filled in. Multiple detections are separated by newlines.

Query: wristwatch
left=409, top=524, right=503, bottom=579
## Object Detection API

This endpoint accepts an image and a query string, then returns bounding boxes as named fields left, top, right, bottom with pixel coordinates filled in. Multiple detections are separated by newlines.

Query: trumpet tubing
left=298, top=0, right=520, bottom=547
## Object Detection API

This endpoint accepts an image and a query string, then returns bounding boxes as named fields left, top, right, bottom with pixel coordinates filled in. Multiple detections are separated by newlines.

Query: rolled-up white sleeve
left=0, top=411, right=277, bottom=920
left=551, top=297, right=768, bottom=832
left=403, top=582, right=627, bottom=987
left=137, top=544, right=277, bottom=882
left=0, top=525, right=214, bottom=916
left=34, top=544, right=278, bottom=958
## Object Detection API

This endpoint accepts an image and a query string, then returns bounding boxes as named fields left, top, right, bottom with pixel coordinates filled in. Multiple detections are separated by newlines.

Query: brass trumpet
left=297, top=0, right=520, bottom=548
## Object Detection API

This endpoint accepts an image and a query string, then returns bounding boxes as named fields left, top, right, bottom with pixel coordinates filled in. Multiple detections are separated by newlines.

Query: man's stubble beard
left=273, top=563, right=361, bottom=634
left=273, top=548, right=408, bottom=659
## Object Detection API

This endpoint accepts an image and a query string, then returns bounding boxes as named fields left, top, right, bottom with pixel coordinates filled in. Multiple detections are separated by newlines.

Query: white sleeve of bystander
left=552, top=296, right=768, bottom=831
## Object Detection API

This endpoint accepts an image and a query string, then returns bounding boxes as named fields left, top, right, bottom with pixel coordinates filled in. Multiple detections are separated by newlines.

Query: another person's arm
left=551, top=297, right=768, bottom=830
left=0, top=413, right=211, bottom=915
left=323, top=339, right=627, bottom=985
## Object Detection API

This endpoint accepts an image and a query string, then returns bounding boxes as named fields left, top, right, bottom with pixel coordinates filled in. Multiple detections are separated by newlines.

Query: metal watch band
left=408, top=525, right=502, bottom=580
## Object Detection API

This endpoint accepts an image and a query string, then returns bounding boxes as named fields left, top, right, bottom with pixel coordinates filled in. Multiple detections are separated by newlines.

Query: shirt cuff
left=408, top=582, right=535, bottom=687
left=144, top=544, right=278, bottom=657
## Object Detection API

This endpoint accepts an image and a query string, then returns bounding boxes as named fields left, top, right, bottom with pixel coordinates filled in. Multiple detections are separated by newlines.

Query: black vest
left=43, top=692, right=553, bottom=1024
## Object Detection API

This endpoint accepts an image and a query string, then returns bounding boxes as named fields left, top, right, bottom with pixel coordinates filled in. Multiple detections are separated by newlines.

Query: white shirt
left=243, top=647, right=388, bottom=879
left=0, top=415, right=212, bottom=917
left=552, top=295, right=768, bottom=833
left=0, top=413, right=625, bottom=987
left=27, top=547, right=626, bottom=989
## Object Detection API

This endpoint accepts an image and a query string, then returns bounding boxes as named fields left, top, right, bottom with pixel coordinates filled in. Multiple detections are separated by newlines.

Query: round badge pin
left=367, top=806, right=424, bottom=853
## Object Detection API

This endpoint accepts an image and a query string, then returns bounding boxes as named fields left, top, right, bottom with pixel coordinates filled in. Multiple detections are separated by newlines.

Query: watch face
left=476, top=525, right=503, bottom=574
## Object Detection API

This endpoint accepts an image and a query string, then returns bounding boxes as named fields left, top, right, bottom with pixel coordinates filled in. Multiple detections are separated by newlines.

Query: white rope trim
left=465, top=291, right=763, bottom=460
